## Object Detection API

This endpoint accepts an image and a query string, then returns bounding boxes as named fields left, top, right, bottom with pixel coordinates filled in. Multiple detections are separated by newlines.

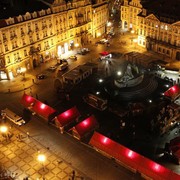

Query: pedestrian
left=26, top=132, right=30, bottom=138
left=72, top=170, right=75, bottom=180
left=66, top=93, right=70, bottom=101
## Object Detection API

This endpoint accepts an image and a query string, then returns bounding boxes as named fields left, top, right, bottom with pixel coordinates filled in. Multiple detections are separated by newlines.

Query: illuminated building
left=0, top=0, right=109, bottom=80
left=120, top=0, right=180, bottom=61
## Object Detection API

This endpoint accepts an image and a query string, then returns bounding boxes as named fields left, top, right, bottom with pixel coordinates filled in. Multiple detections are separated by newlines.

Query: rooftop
left=142, top=0, right=180, bottom=21
left=0, top=0, right=50, bottom=19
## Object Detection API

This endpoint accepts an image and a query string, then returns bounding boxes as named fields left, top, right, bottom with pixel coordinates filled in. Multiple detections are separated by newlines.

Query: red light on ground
left=40, top=103, right=46, bottom=110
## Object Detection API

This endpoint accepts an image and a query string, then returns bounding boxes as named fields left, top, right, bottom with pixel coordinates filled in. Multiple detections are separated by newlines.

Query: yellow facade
left=0, top=0, right=108, bottom=80
left=120, top=0, right=180, bottom=61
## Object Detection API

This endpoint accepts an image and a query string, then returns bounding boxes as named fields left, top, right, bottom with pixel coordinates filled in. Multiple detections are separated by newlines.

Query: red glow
left=63, top=111, right=70, bottom=117
left=151, top=162, right=162, bottom=172
left=102, top=137, right=109, bottom=144
left=127, top=150, right=133, bottom=158
left=40, top=103, right=46, bottom=109
left=82, top=119, right=89, bottom=127
left=26, top=96, right=32, bottom=102
left=171, top=86, right=176, bottom=92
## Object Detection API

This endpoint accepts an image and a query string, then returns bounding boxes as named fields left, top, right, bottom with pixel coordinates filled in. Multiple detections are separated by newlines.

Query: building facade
left=120, top=0, right=180, bottom=61
left=0, top=0, right=109, bottom=80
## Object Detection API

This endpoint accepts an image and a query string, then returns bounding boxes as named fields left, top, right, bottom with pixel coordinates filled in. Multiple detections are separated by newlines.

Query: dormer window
left=32, top=12, right=37, bottom=18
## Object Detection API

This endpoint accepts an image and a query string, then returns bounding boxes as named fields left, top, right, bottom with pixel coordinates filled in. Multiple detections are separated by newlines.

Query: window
left=7, top=56, right=10, bottom=63
left=158, top=47, right=161, bottom=52
left=24, top=50, right=27, bottom=56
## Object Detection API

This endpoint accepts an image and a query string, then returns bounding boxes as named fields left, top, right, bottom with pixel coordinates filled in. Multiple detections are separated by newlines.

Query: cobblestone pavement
left=0, top=124, right=87, bottom=180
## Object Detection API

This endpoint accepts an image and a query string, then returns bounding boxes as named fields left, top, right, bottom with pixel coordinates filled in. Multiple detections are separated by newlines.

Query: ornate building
left=120, top=0, right=180, bottom=61
left=0, top=0, right=109, bottom=80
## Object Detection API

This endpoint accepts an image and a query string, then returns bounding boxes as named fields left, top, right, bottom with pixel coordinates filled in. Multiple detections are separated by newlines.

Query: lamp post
left=0, top=125, right=8, bottom=141
left=37, top=153, right=46, bottom=172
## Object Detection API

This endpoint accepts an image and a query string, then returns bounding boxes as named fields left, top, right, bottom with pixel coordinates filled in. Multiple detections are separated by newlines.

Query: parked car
left=37, top=74, right=47, bottom=79
left=58, top=63, right=68, bottom=71
left=57, top=58, right=68, bottom=65
left=77, top=48, right=90, bottom=55
left=68, top=55, right=77, bottom=60
left=99, top=39, right=109, bottom=44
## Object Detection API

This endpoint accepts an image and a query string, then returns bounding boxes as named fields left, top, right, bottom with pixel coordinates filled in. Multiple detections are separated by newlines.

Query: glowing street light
left=37, top=153, right=46, bottom=171
left=99, top=79, right=103, bottom=83
left=0, top=126, right=8, bottom=133
left=75, top=43, right=79, bottom=47
left=117, top=71, right=122, bottom=76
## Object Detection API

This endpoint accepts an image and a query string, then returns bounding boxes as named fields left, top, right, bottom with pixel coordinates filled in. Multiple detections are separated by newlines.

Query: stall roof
left=32, top=100, right=56, bottom=120
left=56, top=106, right=80, bottom=127
left=74, top=115, right=98, bottom=137
left=164, top=84, right=180, bottom=100
left=20, top=94, right=36, bottom=108
left=89, top=131, right=175, bottom=180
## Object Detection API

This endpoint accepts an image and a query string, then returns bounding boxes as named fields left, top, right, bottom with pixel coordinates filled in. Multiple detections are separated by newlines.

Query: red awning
left=32, top=100, right=56, bottom=120
left=56, top=106, right=80, bottom=127
left=74, top=115, right=98, bottom=137
left=164, top=85, right=180, bottom=100
left=21, top=94, right=36, bottom=108
left=89, top=131, right=174, bottom=180
left=100, top=51, right=109, bottom=56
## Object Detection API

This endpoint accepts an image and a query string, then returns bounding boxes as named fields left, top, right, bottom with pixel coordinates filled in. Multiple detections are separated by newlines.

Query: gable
left=145, top=14, right=159, bottom=22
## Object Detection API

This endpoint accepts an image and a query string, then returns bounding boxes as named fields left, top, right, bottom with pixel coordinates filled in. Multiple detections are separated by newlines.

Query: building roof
left=0, top=0, right=50, bottom=20
left=141, top=0, right=180, bottom=22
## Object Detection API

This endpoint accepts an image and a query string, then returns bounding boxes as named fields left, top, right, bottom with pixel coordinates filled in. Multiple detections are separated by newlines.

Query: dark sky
left=0, top=0, right=50, bottom=19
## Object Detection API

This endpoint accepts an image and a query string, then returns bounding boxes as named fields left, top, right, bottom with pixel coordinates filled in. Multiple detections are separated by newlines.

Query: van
left=58, top=63, right=68, bottom=71
left=1, top=108, right=25, bottom=126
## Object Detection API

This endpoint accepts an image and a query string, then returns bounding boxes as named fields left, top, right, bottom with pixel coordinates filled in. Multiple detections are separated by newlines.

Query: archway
left=33, top=59, right=37, bottom=68
left=176, top=52, right=180, bottom=61
left=124, top=21, right=128, bottom=29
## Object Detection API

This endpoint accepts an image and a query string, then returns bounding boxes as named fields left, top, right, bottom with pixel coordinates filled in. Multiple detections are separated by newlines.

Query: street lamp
left=0, top=125, right=8, bottom=133
left=0, top=125, right=8, bottom=140
left=117, top=71, right=122, bottom=76
left=37, top=153, right=46, bottom=171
